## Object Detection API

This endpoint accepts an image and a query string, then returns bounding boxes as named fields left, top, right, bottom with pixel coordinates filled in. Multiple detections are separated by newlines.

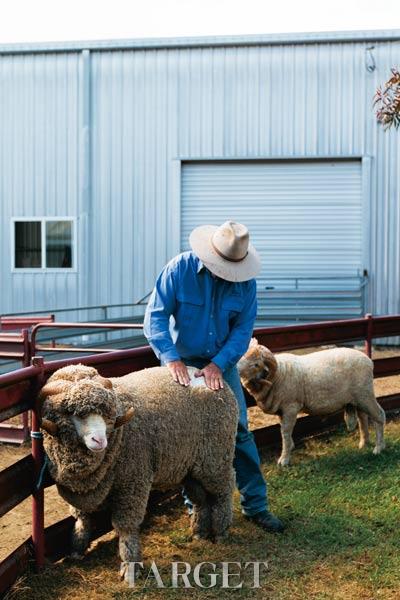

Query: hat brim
left=189, top=225, right=261, bottom=283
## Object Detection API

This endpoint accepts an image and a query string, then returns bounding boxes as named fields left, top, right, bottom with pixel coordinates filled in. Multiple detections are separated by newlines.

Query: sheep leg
left=199, top=468, right=235, bottom=541
left=372, top=406, right=386, bottom=454
left=112, top=480, right=152, bottom=585
left=70, top=509, right=92, bottom=559
left=278, top=410, right=298, bottom=466
left=118, top=531, right=142, bottom=584
left=209, top=489, right=233, bottom=542
left=191, top=506, right=212, bottom=541
left=183, top=476, right=212, bottom=540
left=357, top=410, right=370, bottom=449
left=358, top=396, right=386, bottom=454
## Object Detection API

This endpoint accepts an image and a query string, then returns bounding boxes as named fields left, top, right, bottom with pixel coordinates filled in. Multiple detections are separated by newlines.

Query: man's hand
left=194, top=362, right=224, bottom=391
left=166, top=360, right=191, bottom=386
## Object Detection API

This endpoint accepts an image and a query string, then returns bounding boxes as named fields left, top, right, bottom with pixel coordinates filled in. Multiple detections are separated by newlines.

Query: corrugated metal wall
left=1, top=36, right=399, bottom=322
left=0, top=53, right=80, bottom=313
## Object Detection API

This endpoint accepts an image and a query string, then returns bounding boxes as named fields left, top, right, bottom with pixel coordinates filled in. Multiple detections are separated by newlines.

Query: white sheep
left=238, top=339, right=385, bottom=466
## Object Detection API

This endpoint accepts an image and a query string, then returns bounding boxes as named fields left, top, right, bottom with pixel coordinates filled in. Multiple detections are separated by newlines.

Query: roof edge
left=1, top=28, right=400, bottom=54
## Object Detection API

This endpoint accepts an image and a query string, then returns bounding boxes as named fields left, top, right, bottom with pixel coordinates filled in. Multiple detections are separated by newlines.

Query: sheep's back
left=110, top=367, right=238, bottom=489
left=277, top=348, right=374, bottom=415
left=112, top=366, right=237, bottom=414
left=298, top=347, right=372, bottom=373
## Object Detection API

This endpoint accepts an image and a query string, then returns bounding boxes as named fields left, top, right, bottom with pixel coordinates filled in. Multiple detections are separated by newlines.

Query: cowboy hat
left=189, top=221, right=261, bottom=282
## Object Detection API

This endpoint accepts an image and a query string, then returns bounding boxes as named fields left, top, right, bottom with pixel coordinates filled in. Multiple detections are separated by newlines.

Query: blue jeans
left=182, top=358, right=268, bottom=516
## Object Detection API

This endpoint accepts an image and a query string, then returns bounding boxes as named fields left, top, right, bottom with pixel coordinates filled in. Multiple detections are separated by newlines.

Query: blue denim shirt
left=143, top=251, right=257, bottom=371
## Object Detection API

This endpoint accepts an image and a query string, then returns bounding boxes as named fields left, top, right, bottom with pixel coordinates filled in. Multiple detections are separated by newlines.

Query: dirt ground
left=1, top=344, right=399, bottom=563
left=0, top=443, right=70, bottom=561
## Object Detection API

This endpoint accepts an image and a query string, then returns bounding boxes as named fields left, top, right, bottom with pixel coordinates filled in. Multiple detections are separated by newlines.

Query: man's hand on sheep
left=194, top=362, right=224, bottom=391
left=166, top=360, right=191, bottom=386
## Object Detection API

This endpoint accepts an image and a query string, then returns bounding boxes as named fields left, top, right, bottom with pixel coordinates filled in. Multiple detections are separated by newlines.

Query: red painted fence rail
left=0, top=315, right=55, bottom=332
left=1, top=314, right=400, bottom=597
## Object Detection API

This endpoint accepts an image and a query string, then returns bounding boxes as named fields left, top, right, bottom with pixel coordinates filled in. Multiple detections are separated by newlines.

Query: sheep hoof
left=277, top=457, right=290, bottom=467
left=124, top=570, right=136, bottom=587
left=192, top=532, right=209, bottom=541
left=373, top=445, right=383, bottom=455
left=358, top=441, right=368, bottom=449
left=120, top=561, right=141, bottom=585
left=119, top=562, right=127, bottom=580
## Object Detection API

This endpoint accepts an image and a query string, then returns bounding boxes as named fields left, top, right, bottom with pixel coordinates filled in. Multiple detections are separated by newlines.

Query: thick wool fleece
left=40, top=364, right=239, bottom=530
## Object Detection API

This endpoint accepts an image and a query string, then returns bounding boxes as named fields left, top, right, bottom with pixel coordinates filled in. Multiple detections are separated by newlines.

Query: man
left=144, top=221, right=284, bottom=533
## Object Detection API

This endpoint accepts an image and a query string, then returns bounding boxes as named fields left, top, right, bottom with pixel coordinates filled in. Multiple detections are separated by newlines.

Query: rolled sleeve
left=212, top=281, right=257, bottom=372
left=143, top=265, right=180, bottom=363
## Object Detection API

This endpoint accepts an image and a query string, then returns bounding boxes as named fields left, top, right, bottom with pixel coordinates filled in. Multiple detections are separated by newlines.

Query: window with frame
left=13, top=218, right=75, bottom=270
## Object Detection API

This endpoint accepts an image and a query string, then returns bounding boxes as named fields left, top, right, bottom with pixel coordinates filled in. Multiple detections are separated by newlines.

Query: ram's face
left=39, top=369, right=134, bottom=452
left=237, top=338, right=277, bottom=383
left=71, top=413, right=109, bottom=452
left=63, top=382, right=119, bottom=452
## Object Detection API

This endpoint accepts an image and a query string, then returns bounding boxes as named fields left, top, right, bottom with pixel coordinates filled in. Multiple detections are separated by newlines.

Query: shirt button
left=209, top=332, right=212, bottom=335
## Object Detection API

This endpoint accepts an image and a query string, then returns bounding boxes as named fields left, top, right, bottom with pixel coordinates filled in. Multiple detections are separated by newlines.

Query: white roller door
left=181, top=160, right=364, bottom=322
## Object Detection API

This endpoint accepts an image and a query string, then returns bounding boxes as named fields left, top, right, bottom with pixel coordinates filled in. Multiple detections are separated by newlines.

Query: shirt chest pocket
left=176, top=290, right=204, bottom=325
left=221, top=295, right=245, bottom=320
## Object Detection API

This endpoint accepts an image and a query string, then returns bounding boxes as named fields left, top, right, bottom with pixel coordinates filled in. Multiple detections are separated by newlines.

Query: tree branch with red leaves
left=374, top=68, right=400, bottom=130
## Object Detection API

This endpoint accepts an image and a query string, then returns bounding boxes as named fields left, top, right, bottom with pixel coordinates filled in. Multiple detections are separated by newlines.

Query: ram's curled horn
left=40, top=381, right=67, bottom=396
left=248, top=337, right=258, bottom=349
left=99, top=376, right=113, bottom=390
left=263, top=350, right=278, bottom=382
left=262, top=380, right=274, bottom=392
left=114, top=407, right=135, bottom=429
left=41, top=418, right=58, bottom=435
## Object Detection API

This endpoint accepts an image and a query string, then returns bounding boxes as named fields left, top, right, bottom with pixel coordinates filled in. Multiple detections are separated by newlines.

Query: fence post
left=21, top=329, right=31, bottom=441
left=102, top=305, right=109, bottom=343
left=50, top=314, right=56, bottom=348
left=31, top=356, right=46, bottom=571
left=364, top=313, right=373, bottom=358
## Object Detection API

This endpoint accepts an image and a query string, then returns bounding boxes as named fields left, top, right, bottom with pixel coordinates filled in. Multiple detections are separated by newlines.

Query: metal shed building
left=1, top=30, right=399, bottom=325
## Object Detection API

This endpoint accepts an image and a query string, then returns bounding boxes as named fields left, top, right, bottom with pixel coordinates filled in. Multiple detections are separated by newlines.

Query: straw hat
left=189, top=221, right=261, bottom=282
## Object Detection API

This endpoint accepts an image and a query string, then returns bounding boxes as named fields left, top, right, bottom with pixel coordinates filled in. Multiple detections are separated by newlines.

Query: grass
left=9, top=418, right=400, bottom=600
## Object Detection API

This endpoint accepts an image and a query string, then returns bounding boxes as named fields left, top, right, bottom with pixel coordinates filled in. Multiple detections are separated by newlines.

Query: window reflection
left=46, top=221, right=73, bottom=268
left=15, top=221, right=42, bottom=268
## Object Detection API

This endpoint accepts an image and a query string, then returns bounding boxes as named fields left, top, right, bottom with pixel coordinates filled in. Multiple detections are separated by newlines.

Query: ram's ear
left=248, top=337, right=259, bottom=349
left=41, top=418, right=58, bottom=436
left=114, top=407, right=134, bottom=429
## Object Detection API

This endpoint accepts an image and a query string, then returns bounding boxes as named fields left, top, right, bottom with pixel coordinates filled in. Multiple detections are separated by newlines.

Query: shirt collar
left=197, top=260, right=219, bottom=281
left=197, top=259, right=206, bottom=274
